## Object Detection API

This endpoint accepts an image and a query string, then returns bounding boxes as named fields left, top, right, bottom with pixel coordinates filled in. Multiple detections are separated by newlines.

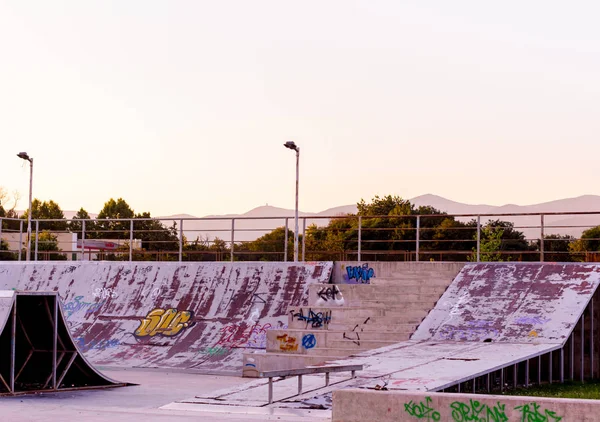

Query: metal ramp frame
left=436, top=293, right=595, bottom=394
left=0, top=290, right=127, bottom=395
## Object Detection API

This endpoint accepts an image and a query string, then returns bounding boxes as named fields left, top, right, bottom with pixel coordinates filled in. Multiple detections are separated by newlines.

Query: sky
left=1, top=1, right=599, bottom=217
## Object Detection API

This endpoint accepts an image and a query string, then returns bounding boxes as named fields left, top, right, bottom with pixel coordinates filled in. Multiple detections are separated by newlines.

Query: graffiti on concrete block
left=439, top=320, right=499, bottom=341
left=134, top=308, right=194, bottom=338
left=404, top=396, right=440, bottom=421
left=343, top=316, right=370, bottom=346
left=290, top=308, right=331, bottom=329
left=514, top=402, right=562, bottom=422
left=450, top=399, right=507, bottom=422
left=302, top=333, right=317, bottom=349
left=276, top=333, right=299, bottom=352
left=343, top=263, right=375, bottom=284
left=316, top=285, right=344, bottom=305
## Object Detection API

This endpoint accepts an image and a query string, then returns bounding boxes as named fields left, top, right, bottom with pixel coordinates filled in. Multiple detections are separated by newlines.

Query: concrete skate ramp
left=0, top=262, right=333, bottom=374
left=314, top=263, right=600, bottom=394
left=0, top=291, right=124, bottom=395
left=412, top=263, right=600, bottom=344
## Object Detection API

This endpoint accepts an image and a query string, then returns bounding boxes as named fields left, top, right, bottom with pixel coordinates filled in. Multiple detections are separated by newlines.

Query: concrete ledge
left=333, top=389, right=599, bottom=421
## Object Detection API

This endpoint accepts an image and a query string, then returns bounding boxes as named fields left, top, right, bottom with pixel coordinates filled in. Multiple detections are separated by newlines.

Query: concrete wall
left=333, top=389, right=599, bottom=421
left=0, top=261, right=332, bottom=374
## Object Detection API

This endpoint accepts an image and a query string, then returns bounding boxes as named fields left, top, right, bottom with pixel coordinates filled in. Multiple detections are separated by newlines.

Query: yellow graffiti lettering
left=135, top=308, right=194, bottom=337
left=276, top=333, right=299, bottom=352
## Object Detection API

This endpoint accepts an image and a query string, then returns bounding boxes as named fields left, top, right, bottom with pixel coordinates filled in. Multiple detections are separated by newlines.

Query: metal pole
left=540, top=214, right=545, bottom=262
left=81, top=220, right=86, bottom=261
left=293, top=149, right=299, bottom=262
left=26, top=158, right=33, bottom=261
left=571, top=333, right=575, bottom=380
left=581, top=314, right=585, bottom=382
left=34, top=220, right=39, bottom=261
left=416, top=215, right=420, bottom=262
left=525, top=359, right=529, bottom=387
left=129, top=219, right=134, bottom=262
left=560, top=347, right=565, bottom=383
left=230, top=219, right=235, bottom=262
left=0, top=217, right=3, bottom=259
left=500, top=368, right=504, bottom=393
left=18, top=220, right=23, bottom=261
left=179, top=219, right=183, bottom=262
left=302, top=217, right=306, bottom=262
left=513, top=364, right=517, bottom=389
left=538, top=355, right=541, bottom=385
left=284, top=218, right=288, bottom=262
left=591, top=300, right=595, bottom=379
left=52, top=297, right=58, bottom=388
left=358, top=216, right=362, bottom=262
left=10, top=295, right=16, bottom=393
left=476, top=215, right=481, bottom=262
left=549, top=351, right=553, bottom=384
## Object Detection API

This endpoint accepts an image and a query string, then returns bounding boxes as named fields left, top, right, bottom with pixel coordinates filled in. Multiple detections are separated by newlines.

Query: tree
left=239, top=227, right=295, bottom=261
left=543, top=234, right=575, bottom=262
left=569, top=226, right=600, bottom=261
left=34, top=231, right=67, bottom=261
left=95, top=198, right=135, bottom=239
left=21, top=199, right=68, bottom=231
left=69, top=208, right=98, bottom=239
left=0, top=238, right=17, bottom=261
left=0, top=187, right=22, bottom=231
left=132, top=212, right=180, bottom=260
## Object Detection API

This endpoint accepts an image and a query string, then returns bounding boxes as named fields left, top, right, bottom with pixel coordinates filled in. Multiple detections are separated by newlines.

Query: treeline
left=1, top=194, right=599, bottom=262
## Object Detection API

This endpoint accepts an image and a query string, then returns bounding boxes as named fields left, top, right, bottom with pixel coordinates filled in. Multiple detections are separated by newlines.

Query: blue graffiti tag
left=302, top=333, right=317, bottom=349
left=345, top=263, right=375, bottom=284
left=75, top=337, right=120, bottom=352
left=63, top=296, right=106, bottom=317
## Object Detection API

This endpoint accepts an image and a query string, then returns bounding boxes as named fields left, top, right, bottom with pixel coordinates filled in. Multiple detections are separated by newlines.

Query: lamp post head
left=283, top=141, right=298, bottom=152
left=17, top=152, right=32, bottom=162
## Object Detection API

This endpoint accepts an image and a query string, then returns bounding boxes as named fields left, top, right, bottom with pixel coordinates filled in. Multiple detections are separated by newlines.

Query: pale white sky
left=1, top=1, right=599, bottom=217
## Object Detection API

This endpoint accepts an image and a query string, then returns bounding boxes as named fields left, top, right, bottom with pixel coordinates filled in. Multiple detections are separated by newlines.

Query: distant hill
left=45, top=194, right=600, bottom=243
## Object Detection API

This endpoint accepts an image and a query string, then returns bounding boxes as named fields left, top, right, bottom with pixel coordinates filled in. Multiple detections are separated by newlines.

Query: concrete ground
left=0, top=368, right=331, bottom=422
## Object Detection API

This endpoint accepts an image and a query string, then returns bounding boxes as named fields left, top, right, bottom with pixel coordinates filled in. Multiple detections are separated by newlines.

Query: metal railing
left=1, top=210, right=600, bottom=262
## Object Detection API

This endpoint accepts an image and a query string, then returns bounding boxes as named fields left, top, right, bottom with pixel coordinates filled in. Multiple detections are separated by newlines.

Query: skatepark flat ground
left=0, top=369, right=332, bottom=422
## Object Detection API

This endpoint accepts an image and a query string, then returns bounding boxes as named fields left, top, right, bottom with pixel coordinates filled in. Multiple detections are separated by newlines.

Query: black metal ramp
left=0, top=290, right=127, bottom=395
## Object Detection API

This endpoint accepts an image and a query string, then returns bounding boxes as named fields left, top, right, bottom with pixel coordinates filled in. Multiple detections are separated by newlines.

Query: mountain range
left=156, top=194, right=600, bottom=243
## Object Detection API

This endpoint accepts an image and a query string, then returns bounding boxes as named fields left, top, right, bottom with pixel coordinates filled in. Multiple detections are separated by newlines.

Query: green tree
left=132, top=212, right=180, bottom=260
left=34, top=231, right=67, bottom=261
left=21, top=199, right=68, bottom=231
left=543, top=234, right=575, bottom=262
left=569, top=226, right=600, bottom=261
left=69, top=208, right=98, bottom=239
left=96, top=198, right=135, bottom=239
left=239, top=226, right=296, bottom=261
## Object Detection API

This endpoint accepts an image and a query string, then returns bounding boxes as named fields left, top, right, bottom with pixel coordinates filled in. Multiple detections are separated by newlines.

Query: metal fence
left=1, top=210, right=600, bottom=262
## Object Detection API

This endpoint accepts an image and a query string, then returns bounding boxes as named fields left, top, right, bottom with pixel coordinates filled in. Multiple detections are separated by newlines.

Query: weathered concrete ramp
left=323, top=263, right=600, bottom=394
left=413, top=263, right=600, bottom=344
left=0, top=262, right=333, bottom=374
left=0, top=291, right=124, bottom=395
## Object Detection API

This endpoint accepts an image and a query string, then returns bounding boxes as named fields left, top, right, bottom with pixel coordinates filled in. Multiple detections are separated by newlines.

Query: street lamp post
left=283, top=141, right=300, bottom=262
left=17, top=152, right=33, bottom=261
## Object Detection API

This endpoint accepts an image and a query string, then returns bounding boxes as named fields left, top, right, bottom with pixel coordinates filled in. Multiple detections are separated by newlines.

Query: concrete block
left=333, top=389, right=600, bottom=422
